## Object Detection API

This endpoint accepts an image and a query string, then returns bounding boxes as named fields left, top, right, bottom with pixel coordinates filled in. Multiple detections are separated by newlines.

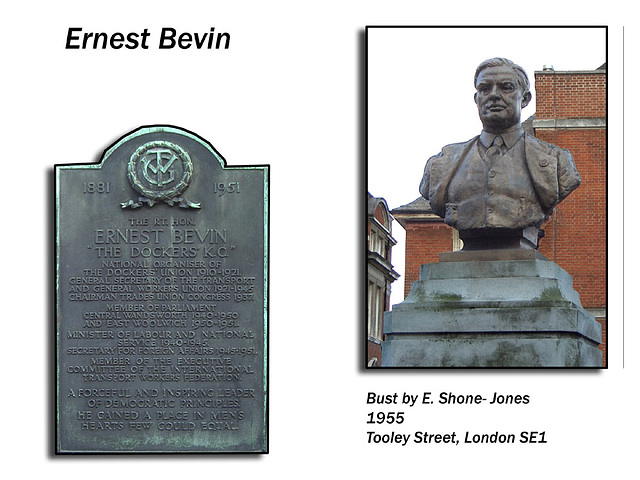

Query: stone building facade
left=367, top=193, right=399, bottom=366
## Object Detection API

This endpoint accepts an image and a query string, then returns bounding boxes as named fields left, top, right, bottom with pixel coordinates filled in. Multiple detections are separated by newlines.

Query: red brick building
left=392, top=64, right=607, bottom=364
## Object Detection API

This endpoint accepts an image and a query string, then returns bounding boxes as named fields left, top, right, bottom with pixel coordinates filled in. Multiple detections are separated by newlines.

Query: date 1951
left=213, top=181, right=240, bottom=196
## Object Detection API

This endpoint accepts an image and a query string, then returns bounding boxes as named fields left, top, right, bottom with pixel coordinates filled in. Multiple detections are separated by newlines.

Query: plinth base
left=381, top=258, right=602, bottom=367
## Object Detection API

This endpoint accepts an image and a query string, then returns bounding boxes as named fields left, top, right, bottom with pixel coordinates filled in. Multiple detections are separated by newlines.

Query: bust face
left=474, top=65, right=531, bottom=133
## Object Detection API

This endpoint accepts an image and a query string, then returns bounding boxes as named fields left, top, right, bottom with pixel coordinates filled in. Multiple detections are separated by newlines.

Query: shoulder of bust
left=432, top=136, right=479, bottom=160
left=524, top=133, right=572, bottom=158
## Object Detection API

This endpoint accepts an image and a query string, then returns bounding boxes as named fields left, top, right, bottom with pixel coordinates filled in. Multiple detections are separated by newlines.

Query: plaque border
left=54, top=125, right=269, bottom=454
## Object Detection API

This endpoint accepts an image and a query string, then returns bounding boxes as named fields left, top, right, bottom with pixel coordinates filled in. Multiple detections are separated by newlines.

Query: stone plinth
left=381, top=257, right=602, bottom=367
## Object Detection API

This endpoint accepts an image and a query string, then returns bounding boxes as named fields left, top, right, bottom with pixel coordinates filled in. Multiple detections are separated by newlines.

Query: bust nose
left=488, top=84, right=502, bottom=100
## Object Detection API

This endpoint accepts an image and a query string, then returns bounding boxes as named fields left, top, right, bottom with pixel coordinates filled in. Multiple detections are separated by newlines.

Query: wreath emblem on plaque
left=121, top=141, right=200, bottom=208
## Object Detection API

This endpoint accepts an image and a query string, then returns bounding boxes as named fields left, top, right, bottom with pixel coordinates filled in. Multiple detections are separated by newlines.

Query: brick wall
left=534, top=72, right=606, bottom=119
left=403, top=222, right=452, bottom=297
left=534, top=74, right=606, bottom=291
left=535, top=128, right=606, bottom=309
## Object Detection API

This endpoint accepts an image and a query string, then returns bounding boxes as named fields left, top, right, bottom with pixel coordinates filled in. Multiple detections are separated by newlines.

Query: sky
left=367, top=26, right=607, bottom=304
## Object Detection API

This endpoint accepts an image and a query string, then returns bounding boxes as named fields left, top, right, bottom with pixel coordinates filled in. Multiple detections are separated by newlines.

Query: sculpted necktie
left=485, top=135, right=505, bottom=161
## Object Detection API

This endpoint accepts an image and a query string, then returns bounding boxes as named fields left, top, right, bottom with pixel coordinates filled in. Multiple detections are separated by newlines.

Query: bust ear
left=521, top=91, right=532, bottom=108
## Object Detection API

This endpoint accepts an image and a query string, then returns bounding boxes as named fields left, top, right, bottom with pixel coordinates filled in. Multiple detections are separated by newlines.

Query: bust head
left=474, top=58, right=532, bottom=133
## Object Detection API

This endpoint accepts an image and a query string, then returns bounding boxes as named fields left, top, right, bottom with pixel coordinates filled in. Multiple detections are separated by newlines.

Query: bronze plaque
left=55, top=126, right=268, bottom=453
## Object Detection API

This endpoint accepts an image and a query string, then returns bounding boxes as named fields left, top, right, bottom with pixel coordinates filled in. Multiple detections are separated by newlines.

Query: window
left=369, top=224, right=387, bottom=258
left=368, top=280, right=384, bottom=340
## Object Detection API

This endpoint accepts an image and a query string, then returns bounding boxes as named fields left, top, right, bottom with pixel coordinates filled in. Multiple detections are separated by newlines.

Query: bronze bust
left=419, top=58, right=581, bottom=250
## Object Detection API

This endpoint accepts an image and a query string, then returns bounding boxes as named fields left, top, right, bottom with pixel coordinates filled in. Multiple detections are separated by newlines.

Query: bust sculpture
left=419, top=58, right=581, bottom=250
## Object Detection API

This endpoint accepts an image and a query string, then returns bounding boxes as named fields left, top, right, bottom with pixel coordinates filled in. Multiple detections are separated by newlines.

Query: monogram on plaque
left=121, top=140, right=201, bottom=209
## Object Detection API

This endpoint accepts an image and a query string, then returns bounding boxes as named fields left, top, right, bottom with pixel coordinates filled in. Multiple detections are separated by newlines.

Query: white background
left=0, top=1, right=635, bottom=478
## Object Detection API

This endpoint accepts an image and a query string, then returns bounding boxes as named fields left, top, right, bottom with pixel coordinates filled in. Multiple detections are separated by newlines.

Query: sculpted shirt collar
left=479, top=126, right=525, bottom=151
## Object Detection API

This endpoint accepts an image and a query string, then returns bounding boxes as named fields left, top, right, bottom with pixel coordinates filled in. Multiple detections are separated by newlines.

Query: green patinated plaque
left=56, top=126, right=268, bottom=453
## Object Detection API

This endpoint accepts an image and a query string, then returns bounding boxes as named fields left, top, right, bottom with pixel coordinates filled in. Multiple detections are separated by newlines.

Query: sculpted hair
left=474, top=57, right=530, bottom=95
